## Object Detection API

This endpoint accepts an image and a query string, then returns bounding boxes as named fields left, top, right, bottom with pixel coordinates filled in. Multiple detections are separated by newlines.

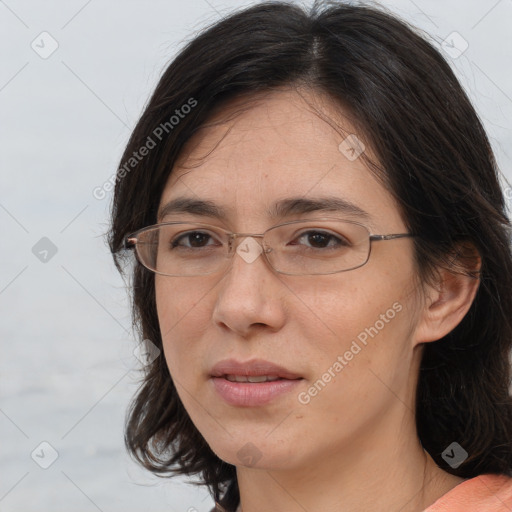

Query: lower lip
left=211, top=377, right=302, bottom=406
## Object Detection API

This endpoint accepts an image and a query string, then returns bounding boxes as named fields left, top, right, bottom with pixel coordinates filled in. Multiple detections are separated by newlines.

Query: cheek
left=294, top=294, right=417, bottom=433
left=285, top=268, right=414, bottom=353
left=286, top=262, right=420, bottom=405
left=155, top=277, right=211, bottom=376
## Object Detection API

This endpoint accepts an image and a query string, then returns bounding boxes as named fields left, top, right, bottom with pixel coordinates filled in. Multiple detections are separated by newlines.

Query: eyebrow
left=158, top=195, right=371, bottom=222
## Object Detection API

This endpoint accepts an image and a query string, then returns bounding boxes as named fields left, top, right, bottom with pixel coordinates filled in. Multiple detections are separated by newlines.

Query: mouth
left=223, top=374, right=290, bottom=383
left=210, top=358, right=302, bottom=380
left=210, top=358, right=303, bottom=406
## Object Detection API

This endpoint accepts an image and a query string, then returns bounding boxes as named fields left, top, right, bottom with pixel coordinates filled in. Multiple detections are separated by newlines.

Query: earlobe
left=413, top=244, right=481, bottom=345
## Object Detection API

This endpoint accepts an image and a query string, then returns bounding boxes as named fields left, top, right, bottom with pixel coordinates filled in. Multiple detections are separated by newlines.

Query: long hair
left=108, top=2, right=512, bottom=509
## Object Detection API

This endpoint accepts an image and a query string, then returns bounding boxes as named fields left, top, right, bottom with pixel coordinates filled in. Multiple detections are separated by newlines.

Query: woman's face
left=155, top=88, right=426, bottom=471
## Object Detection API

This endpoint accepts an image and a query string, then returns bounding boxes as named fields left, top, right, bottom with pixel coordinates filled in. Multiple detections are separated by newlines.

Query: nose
left=211, top=235, right=287, bottom=337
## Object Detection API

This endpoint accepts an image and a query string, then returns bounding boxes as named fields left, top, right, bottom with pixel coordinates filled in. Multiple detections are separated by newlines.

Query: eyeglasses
left=124, top=218, right=415, bottom=277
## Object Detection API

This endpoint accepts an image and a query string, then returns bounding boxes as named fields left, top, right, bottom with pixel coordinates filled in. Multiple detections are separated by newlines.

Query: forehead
left=159, top=88, right=404, bottom=232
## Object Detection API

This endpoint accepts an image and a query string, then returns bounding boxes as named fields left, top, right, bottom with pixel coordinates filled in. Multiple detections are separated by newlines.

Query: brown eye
left=292, top=230, right=350, bottom=250
left=172, top=231, right=215, bottom=248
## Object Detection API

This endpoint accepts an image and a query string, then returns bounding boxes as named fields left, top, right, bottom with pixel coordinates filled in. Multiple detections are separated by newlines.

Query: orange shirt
left=424, top=474, right=512, bottom=511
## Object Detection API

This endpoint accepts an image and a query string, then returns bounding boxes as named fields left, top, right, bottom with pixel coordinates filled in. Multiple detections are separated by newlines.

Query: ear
left=413, top=242, right=481, bottom=345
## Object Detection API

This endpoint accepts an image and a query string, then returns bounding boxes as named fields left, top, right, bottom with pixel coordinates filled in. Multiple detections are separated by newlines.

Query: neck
left=235, top=404, right=464, bottom=512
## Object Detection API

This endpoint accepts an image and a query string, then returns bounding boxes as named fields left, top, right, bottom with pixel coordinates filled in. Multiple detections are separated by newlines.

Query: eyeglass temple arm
left=370, top=233, right=415, bottom=241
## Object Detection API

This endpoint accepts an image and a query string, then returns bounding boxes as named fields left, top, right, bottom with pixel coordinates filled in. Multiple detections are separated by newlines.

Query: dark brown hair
left=108, top=1, right=512, bottom=509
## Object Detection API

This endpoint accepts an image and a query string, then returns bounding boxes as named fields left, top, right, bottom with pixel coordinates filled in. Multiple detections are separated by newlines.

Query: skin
left=154, top=87, right=480, bottom=512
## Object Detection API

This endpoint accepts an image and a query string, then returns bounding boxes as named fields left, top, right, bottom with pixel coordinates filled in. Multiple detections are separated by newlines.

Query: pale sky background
left=1, top=0, right=511, bottom=511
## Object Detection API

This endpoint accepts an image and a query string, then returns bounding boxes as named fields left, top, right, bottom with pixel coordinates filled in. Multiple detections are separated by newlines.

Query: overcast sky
left=1, top=1, right=511, bottom=511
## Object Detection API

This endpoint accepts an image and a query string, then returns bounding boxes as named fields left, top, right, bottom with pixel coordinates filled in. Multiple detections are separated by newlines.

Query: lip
left=210, top=358, right=303, bottom=407
left=210, top=358, right=302, bottom=380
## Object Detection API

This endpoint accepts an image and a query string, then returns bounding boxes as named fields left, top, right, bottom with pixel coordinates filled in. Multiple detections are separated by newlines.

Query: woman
left=109, top=2, right=512, bottom=510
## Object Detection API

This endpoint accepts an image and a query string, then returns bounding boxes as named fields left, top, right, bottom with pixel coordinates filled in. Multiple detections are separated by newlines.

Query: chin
left=205, top=432, right=301, bottom=471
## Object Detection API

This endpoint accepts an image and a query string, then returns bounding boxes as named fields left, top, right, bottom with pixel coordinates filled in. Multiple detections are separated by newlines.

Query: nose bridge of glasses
left=227, top=232, right=267, bottom=257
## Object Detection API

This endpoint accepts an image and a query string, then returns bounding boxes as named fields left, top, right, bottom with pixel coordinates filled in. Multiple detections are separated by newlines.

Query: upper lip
left=210, top=358, right=302, bottom=380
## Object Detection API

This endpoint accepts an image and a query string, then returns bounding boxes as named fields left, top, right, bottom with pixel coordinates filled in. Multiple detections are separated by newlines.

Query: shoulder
left=425, top=473, right=512, bottom=511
